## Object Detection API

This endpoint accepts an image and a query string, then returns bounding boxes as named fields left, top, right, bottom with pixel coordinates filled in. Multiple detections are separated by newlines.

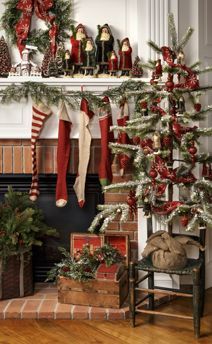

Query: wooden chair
left=129, top=220, right=206, bottom=338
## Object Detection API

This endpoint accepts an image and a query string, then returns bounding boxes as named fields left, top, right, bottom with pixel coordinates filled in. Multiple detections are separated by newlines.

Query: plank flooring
left=0, top=288, right=211, bottom=344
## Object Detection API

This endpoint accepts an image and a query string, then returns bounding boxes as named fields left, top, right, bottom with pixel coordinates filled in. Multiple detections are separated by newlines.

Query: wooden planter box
left=0, top=251, right=33, bottom=300
left=58, top=270, right=128, bottom=309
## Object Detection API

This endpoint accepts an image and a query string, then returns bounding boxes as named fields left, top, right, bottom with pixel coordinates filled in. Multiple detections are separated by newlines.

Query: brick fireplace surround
left=0, top=138, right=139, bottom=320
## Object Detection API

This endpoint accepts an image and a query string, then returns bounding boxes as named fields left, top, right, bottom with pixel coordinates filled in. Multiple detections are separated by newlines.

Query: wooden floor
left=0, top=289, right=211, bottom=344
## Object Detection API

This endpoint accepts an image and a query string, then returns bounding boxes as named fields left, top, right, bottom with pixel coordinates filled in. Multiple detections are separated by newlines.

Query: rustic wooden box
left=58, top=270, right=128, bottom=308
left=0, top=252, right=33, bottom=300
left=58, top=232, right=129, bottom=308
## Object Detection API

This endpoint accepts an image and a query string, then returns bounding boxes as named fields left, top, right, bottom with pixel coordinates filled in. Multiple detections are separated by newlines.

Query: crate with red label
left=57, top=232, right=129, bottom=308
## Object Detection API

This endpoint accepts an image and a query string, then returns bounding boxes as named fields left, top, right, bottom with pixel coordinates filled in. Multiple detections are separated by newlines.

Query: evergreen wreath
left=1, top=0, right=74, bottom=53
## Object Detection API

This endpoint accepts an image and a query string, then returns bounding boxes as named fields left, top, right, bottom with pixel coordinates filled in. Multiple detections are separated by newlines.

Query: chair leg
left=192, top=268, right=201, bottom=338
left=148, top=272, right=154, bottom=310
left=129, top=262, right=136, bottom=327
left=200, top=263, right=205, bottom=317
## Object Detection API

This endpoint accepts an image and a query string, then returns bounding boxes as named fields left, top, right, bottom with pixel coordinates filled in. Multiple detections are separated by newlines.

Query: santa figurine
left=108, top=50, right=118, bottom=76
left=95, top=24, right=114, bottom=75
left=82, top=38, right=96, bottom=76
left=118, top=37, right=132, bottom=77
left=70, top=24, right=88, bottom=75
left=63, top=50, right=73, bottom=76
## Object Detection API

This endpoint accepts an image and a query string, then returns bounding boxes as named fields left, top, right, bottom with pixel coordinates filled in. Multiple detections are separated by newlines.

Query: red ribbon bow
left=15, top=0, right=57, bottom=55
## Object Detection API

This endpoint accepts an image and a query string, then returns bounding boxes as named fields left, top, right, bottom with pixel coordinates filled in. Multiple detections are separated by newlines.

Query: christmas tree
left=48, top=57, right=58, bottom=77
left=55, top=42, right=65, bottom=75
left=88, top=14, right=212, bottom=237
left=131, top=56, right=143, bottom=78
left=0, top=36, right=11, bottom=77
left=41, top=46, right=52, bottom=77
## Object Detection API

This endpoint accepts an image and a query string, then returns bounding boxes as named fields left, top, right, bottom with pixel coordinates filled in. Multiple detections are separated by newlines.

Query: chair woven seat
left=135, top=257, right=204, bottom=275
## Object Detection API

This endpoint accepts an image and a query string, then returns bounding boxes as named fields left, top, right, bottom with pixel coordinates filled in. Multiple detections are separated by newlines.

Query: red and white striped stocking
left=98, top=96, right=114, bottom=186
left=73, top=98, right=94, bottom=207
left=29, top=102, right=52, bottom=201
left=56, top=101, right=72, bottom=207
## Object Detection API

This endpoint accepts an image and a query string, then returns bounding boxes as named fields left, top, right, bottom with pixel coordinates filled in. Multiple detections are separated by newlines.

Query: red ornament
left=188, top=146, right=197, bottom=155
left=162, top=135, right=172, bottom=147
left=62, top=266, right=70, bottom=272
left=149, top=169, right=158, bottom=179
left=127, top=190, right=137, bottom=214
left=166, top=74, right=174, bottom=92
left=194, top=103, right=201, bottom=112
left=180, top=215, right=189, bottom=227
left=155, top=59, right=162, bottom=79
left=132, top=136, right=140, bottom=145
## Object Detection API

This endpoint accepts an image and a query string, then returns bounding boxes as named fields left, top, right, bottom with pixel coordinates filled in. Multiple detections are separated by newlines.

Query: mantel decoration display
left=1, top=0, right=73, bottom=54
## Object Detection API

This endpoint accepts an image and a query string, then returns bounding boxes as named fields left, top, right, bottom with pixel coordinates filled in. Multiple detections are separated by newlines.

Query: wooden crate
left=58, top=270, right=128, bottom=309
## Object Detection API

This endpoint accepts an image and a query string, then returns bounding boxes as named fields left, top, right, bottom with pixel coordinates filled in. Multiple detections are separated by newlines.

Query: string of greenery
left=1, top=0, right=74, bottom=53
left=0, top=80, right=146, bottom=110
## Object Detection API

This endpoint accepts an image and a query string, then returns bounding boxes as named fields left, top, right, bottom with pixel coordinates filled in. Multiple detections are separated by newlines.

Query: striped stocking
left=73, top=98, right=94, bottom=208
left=56, top=102, right=72, bottom=207
left=29, top=102, right=52, bottom=201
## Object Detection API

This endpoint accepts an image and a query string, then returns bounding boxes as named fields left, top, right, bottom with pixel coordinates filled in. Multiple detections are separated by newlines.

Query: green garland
left=1, top=0, right=74, bottom=53
left=0, top=80, right=147, bottom=110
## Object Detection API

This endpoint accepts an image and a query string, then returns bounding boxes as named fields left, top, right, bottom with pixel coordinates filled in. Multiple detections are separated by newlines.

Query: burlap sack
left=142, top=230, right=204, bottom=270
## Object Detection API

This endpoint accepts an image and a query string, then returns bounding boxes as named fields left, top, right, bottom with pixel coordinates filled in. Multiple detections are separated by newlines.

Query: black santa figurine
left=95, top=24, right=114, bottom=75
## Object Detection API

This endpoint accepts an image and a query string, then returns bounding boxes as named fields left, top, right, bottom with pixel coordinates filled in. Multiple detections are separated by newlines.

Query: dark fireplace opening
left=0, top=174, right=104, bottom=281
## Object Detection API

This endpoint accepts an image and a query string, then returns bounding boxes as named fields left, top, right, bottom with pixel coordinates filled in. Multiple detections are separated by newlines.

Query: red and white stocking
left=98, top=96, right=114, bottom=186
left=56, top=101, right=72, bottom=207
left=73, top=98, right=94, bottom=207
left=29, top=102, right=52, bottom=201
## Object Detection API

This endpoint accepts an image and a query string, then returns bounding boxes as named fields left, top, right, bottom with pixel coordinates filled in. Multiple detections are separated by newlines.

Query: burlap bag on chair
left=142, top=230, right=204, bottom=270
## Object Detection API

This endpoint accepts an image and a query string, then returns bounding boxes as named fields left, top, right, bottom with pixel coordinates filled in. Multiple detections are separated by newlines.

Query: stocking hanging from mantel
left=117, top=99, right=131, bottom=176
left=29, top=102, right=52, bottom=201
left=55, top=101, right=72, bottom=207
left=98, top=96, right=114, bottom=186
left=73, top=98, right=94, bottom=208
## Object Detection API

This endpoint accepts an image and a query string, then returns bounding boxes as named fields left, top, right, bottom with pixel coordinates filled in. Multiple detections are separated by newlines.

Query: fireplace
left=0, top=174, right=103, bottom=281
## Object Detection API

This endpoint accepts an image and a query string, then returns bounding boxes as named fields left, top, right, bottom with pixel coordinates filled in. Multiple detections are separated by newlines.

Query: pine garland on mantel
left=0, top=80, right=147, bottom=110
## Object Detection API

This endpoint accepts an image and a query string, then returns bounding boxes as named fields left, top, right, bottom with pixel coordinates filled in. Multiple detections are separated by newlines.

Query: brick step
left=0, top=283, right=129, bottom=320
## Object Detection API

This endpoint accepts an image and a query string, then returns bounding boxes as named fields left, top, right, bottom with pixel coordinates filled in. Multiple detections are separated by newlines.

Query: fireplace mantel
left=0, top=77, right=148, bottom=139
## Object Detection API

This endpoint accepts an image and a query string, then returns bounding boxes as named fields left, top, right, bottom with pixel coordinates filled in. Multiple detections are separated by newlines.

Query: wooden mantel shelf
left=0, top=77, right=149, bottom=88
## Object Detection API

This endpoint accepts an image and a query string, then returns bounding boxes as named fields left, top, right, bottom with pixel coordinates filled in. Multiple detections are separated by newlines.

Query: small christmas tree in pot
left=0, top=187, right=58, bottom=300
left=88, top=14, right=212, bottom=269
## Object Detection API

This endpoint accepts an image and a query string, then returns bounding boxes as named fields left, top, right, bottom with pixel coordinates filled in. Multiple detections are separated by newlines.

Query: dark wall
left=0, top=174, right=103, bottom=281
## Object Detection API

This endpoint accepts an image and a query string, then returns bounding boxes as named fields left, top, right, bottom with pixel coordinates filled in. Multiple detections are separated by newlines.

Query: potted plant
left=0, top=186, right=58, bottom=300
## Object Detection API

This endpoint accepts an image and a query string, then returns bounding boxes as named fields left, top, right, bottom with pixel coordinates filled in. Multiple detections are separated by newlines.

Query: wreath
left=1, top=0, right=74, bottom=55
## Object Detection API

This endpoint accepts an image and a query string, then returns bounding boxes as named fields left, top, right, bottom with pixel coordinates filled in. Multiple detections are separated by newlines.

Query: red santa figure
left=108, top=50, right=118, bottom=76
left=118, top=37, right=132, bottom=76
left=70, top=24, right=88, bottom=74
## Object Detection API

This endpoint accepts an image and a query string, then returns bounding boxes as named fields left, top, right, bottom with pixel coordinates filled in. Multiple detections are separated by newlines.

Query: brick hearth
left=0, top=283, right=130, bottom=320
